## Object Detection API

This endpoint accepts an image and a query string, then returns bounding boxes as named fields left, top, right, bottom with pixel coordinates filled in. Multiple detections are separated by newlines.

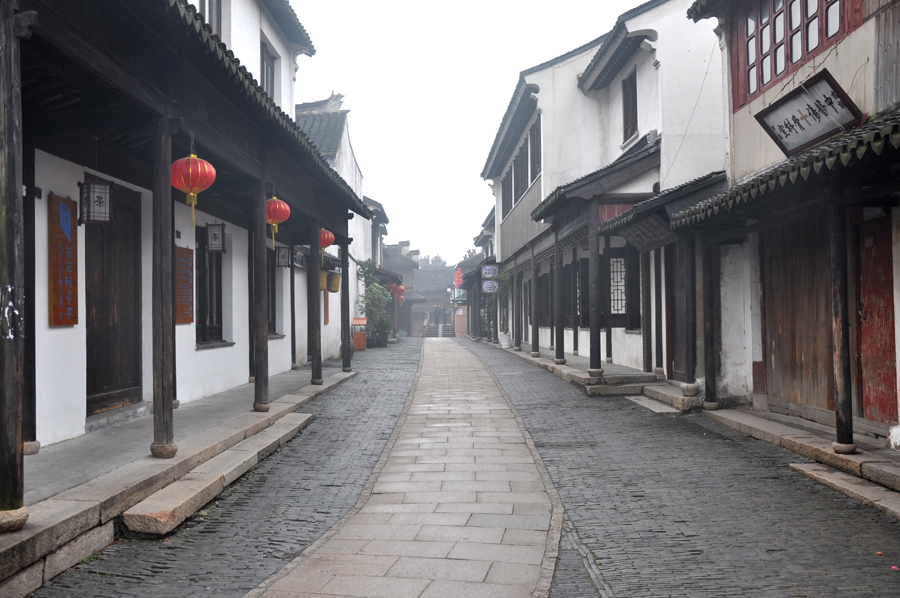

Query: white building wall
left=718, top=244, right=750, bottom=399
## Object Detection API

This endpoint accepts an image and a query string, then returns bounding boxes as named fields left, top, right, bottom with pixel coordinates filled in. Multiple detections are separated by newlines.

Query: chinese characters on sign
left=482, top=280, right=498, bottom=293
left=48, top=194, right=78, bottom=325
left=175, top=246, right=194, bottom=324
left=481, top=265, right=499, bottom=279
left=755, top=69, right=863, bottom=156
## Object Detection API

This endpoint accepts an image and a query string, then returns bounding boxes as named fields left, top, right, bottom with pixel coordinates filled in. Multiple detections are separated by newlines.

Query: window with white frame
left=500, top=114, right=542, bottom=219
left=196, top=0, right=221, bottom=35
left=260, top=42, right=276, bottom=98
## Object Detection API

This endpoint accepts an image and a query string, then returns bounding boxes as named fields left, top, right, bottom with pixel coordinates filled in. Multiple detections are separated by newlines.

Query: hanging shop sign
left=755, top=69, right=863, bottom=157
left=482, top=265, right=499, bottom=279
left=48, top=194, right=78, bottom=326
left=175, top=246, right=194, bottom=324
left=482, top=280, right=498, bottom=293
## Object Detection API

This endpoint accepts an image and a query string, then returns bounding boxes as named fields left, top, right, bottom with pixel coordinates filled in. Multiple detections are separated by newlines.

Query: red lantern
left=398, top=295, right=406, bottom=304
left=265, top=197, right=291, bottom=250
left=396, top=285, right=405, bottom=295
left=386, top=283, right=397, bottom=291
left=171, top=153, right=216, bottom=228
left=319, top=229, right=335, bottom=249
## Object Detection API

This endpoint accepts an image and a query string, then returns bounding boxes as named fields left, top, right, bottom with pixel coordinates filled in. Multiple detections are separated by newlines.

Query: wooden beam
left=572, top=246, right=579, bottom=356
left=0, top=0, right=28, bottom=527
left=604, top=236, right=612, bottom=363
left=830, top=206, right=855, bottom=452
left=588, top=202, right=602, bottom=374
left=150, top=103, right=177, bottom=458
left=341, top=239, right=351, bottom=372
left=554, top=228, right=565, bottom=364
left=252, top=183, right=269, bottom=411
left=654, top=248, right=663, bottom=372
left=309, top=216, right=322, bottom=384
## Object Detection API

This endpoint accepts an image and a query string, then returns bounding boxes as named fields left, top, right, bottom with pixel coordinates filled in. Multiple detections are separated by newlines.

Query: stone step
left=601, top=373, right=659, bottom=385
left=642, top=384, right=702, bottom=411
left=585, top=384, right=646, bottom=396
left=123, top=413, right=313, bottom=536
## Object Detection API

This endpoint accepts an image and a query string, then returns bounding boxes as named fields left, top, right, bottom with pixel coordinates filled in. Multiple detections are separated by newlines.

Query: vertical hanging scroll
left=175, top=246, right=194, bottom=324
left=48, top=194, right=78, bottom=326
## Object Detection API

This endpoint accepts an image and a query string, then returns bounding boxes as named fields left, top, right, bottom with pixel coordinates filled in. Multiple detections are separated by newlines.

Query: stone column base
left=588, top=368, right=604, bottom=377
left=531, top=352, right=541, bottom=358
left=703, top=401, right=719, bottom=410
left=342, top=367, right=352, bottom=373
left=23, top=441, right=40, bottom=456
left=653, top=367, right=665, bottom=380
left=253, top=402, right=271, bottom=412
left=513, top=346, right=522, bottom=352
left=554, top=358, right=566, bottom=365
left=572, top=350, right=579, bottom=356
left=605, top=357, right=613, bottom=363
left=833, top=442, right=857, bottom=454
left=0, top=506, right=28, bottom=533
left=173, top=400, right=180, bottom=409
left=311, top=379, right=324, bottom=386
left=150, top=442, right=178, bottom=459
left=681, top=383, right=700, bottom=397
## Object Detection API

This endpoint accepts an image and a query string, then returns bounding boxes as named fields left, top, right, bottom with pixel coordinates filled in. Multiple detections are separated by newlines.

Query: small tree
left=357, top=260, right=392, bottom=339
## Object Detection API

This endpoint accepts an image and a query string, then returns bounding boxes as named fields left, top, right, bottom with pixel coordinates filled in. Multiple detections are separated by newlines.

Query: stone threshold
left=0, top=371, right=355, bottom=598
left=704, top=408, right=900, bottom=518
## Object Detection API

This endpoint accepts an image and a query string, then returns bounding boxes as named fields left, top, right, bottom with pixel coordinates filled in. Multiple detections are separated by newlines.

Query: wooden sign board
left=175, top=246, right=193, bottom=324
left=755, top=69, right=863, bottom=156
left=482, top=265, right=499, bottom=279
left=482, top=280, right=498, bottom=293
left=48, top=194, right=78, bottom=325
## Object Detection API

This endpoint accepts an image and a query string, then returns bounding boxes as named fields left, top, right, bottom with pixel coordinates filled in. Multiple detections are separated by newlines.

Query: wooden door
left=761, top=213, right=834, bottom=411
left=666, top=238, right=695, bottom=382
left=86, top=180, right=142, bottom=416
left=857, top=215, right=898, bottom=424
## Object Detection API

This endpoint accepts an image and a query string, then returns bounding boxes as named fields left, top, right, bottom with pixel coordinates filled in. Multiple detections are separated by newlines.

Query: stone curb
left=0, top=372, right=353, bottom=593
left=642, top=384, right=702, bottom=411
left=706, top=408, right=900, bottom=516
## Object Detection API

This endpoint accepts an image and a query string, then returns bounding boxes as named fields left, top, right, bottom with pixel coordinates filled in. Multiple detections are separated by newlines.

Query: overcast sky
left=291, top=0, right=649, bottom=264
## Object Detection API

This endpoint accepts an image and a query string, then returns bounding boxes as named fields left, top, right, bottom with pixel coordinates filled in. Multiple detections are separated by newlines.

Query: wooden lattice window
left=529, top=115, right=541, bottom=183
left=196, top=227, right=222, bottom=343
left=734, top=0, right=859, bottom=108
left=261, top=43, right=276, bottom=98
left=501, top=171, right=512, bottom=219
left=513, top=142, right=529, bottom=202
left=622, top=70, right=638, bottom=142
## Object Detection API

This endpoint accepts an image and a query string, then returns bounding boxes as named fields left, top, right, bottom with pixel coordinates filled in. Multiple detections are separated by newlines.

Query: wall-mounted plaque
left=755, top=69, right=863, bottom=157
left=482, top=280, right=498, bottom=293
left=48, top=194, right=78, bottom=326
left=482, top=265, right=499, bottom=279
left=175, top=246, right=194, bottom=324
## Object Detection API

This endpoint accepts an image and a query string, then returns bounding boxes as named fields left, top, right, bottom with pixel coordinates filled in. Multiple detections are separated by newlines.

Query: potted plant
left=374, top=317, right=392, bottom=348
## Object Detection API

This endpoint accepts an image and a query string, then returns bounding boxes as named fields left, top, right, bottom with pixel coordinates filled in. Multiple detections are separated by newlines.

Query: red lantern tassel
left=187, top=193, right=197, bottom=228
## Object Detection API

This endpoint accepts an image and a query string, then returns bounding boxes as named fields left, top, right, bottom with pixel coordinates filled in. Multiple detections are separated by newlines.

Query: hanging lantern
left=396, top=285, right=405, bottom=295
left=206, top=222, right=226, bottom=253
left=455, top=267, right=462, bottom=288
left=78, top=179, right=112, bottom=224
left=386, top=283, right=397, bottom=292
left=171, top=153, right=216, bottom=228
left=398, top=295, right=406, bottom=304
left=275, top=245, right=291, bottom=267
left=319, top=228, right=335, bottom=249
left=265, top=197, right=290, bottom=250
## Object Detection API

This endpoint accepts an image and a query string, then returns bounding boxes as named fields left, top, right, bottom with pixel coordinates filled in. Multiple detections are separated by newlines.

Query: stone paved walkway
left=251, top=338, right=561, bottom=598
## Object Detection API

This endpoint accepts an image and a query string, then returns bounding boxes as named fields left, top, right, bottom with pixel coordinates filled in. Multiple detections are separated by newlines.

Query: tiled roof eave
left=162, top=0, right=371, bottom=220
left=670, top=110, right=900, bottom=229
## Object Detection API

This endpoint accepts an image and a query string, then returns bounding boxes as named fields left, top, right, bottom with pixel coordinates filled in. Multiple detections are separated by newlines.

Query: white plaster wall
left=34, top=152, right=90, bottom=445
left=226, top=0, right=303, bottom=111
left=718, top=244, right=751, bottom=399
left=173, top=204, right=252, bottom=404
left=612, top=330, right=643, bottom=370
left=334, top=124, right=364, bottom=199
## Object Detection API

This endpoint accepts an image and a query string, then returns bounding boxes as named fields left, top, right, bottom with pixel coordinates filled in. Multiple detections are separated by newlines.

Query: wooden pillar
left=641, top=251, right=651, bottom=373
left=572, top=246, right=579, bottom=356
left=22, top=134, right=36, bottom=454
left=248, top=227, right=255, bottom=378
left=309, top=218, right=323, bottom=384
left=492, top=285, right=499, bottom=344
left=340, top=237, right=352, bottom=372
left=252, top=184, right=269, bottom=410
left=830, top=206, right=855, bottom=452
left=554, top=228, right=565, bottom=364
left=701, top=241, right=717, bottom=406
left=150, top=101, right=177, bottom=457
left=530, top=245, right=539, bottom=357
left=588, top=203, right=602, bottom=375
left=0, top=2, right=33, bottom=530
left=289, top=239, right=296, bottom=367
left=654, top=247, right=663, bottom=374
left=604, top=235, right=613, bottom=363
left=514, top=269, right=522, bottom=350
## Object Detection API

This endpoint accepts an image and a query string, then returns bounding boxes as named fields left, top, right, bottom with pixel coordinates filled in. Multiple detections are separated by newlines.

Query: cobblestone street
left=460, top=340, right=900, bottom=598
left=32, top=339, right=422, bottom=598
left=25, top=337, right=900, bottom=597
